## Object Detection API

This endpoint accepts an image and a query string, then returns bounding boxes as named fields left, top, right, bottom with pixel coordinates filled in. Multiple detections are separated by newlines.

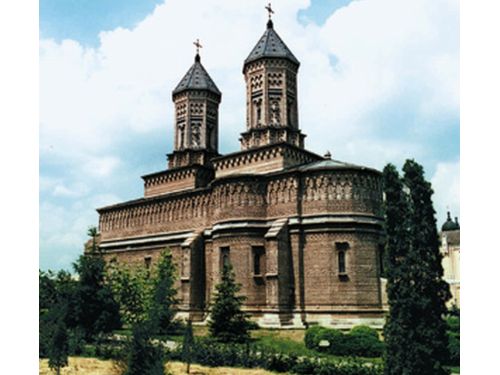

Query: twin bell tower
left=168, top=5, right=305, bottom=169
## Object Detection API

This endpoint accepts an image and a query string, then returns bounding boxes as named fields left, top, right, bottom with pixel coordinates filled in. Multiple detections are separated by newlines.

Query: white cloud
left=40, top=0, right=459, bottom=269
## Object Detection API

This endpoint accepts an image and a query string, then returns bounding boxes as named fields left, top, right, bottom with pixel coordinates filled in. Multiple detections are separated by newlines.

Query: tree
left=182, top=320, right=194, bottom=374
left=108, top=262, right=154, bottom=326
left=402, top=159, right=451, bottom=373
left=70, top=232, right=122, bottom=340
left=208, top=263, right=251, bottom=343
left=148, top=249, right=179, bottom=335
left=382, top=162, right=451, bottom=375
left=48, top=309, right=69, bottom=375
left=125, top=322, right=166, bottom=375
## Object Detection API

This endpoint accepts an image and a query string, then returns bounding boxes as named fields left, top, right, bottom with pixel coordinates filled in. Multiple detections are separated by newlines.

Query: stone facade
left=95, top=19, right=386, bottom=328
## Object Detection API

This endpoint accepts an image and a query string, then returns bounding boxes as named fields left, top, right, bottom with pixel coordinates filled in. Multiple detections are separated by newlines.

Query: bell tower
left=168, top=41, right=222, bottom=168
left=240, top=8, right=305, bottom=150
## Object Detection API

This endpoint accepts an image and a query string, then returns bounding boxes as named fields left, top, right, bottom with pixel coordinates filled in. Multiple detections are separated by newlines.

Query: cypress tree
left=382, top=164, right=414, bottom=375
left=209, top=263, right=250, bottom=343
left=402, top=159, right=451, bottom=374
left=383, top=162, right=451, bottom=375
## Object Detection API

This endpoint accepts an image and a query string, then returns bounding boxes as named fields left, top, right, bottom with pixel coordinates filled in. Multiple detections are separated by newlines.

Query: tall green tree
left=402, top=159, right=451, bottom=373
left=48, top=309, right=69, bottom=375
left=71, top=252, right=122, bottom=340
left=148, top=249, right=179, bottom=335
left=382, top=164, right=414, bottom=374
left=383, top=162, right=451, bottom=375
left=209, top=263, right=251, bottom=343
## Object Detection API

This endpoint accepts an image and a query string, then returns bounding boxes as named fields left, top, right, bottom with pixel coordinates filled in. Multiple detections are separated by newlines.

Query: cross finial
left=193, top=38, right=203, bottom=54
left=265, top=3, right=274, bottom=20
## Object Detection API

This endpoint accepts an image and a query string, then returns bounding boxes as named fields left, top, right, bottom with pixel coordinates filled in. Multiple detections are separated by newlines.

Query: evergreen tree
left=382, top=164, right=414, bottom=375
left=402, top=159, right=451, bottom=374
left=209, top=263, right=250, bottom=343
left=125, top=322, right=165, bottom=375
left=149, top=249, right=179, bottom=335
left=48, top=310, right=69, bottom=375
left=382, top=162, right=451, bottom=375
left=182, top=320, right=194, bottom=374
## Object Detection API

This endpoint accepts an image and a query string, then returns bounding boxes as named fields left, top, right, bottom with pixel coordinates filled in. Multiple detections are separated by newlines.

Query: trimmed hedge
left=170, top=337, right=384, bottom=375
left=305, top=325, right=384, bottom=357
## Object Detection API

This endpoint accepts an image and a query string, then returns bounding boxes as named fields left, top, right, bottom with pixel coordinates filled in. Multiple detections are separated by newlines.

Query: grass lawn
left=39, top=357, right=279, bottom=375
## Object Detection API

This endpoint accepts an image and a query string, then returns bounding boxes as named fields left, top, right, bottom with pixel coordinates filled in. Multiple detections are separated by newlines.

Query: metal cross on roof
left=193, top=39, right=203, bottom=54
left=265, top=3, right=274, bottom=19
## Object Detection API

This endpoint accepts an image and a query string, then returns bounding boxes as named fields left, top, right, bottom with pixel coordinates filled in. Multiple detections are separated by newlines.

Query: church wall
left=301, top=231, right=382, bottom=309
left=209, top=234, right=268, bottom=310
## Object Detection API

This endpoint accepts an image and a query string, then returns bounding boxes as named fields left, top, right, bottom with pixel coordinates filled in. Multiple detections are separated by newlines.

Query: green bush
left=304, top=325, right=328, bottom=349
left=446, top=316, right=460, bottom=366
left=304, top=325, right=384, bottom=357
left=169, top=337, right=384, bottom=375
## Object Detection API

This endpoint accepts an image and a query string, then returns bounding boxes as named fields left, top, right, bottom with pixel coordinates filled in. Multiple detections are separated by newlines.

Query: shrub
left=347, top=326, right=384, bottom=357
left=167, top=337, right=384, bottom=375
left=446, top=315, right=460, bottom=366
left=304, top=325, right=384, bottom=357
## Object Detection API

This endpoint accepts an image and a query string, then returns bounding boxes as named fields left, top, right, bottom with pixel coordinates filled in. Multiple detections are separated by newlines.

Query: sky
left=39, top=0, right=460, bottom=271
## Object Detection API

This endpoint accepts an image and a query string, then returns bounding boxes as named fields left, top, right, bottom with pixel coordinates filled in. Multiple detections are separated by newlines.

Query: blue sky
left=39, top=0, right=459, bottom=271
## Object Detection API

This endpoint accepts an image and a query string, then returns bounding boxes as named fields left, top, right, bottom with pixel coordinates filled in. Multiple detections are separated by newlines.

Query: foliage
left=382, top=161, right=451, bottom=375
left=446, top=316, right=460, bottom=366
left=169, top=337, right=384, bottom=375
left=182, top=320, right=194, bottom=373
left=304, top=325, right=384, bottom=357
left=48, top=309, right=69, bottom=375
left=107, top=261, right=155, bottom=325
left=208, top=263, right=252, bottom=343
left=124, top=322, right=166, bottom=375
left=148, top=249, right=179, bottom=335
left=71, top=253, right=122, bottom=340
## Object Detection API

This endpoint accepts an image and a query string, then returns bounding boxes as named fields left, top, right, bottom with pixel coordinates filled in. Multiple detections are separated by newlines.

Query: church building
left=96, top=15, right=386, bottom=328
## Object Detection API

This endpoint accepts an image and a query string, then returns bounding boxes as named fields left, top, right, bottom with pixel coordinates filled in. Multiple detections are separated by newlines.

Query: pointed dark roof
left=244, top=20, right=300, bottom=67
left=173, top=54, right=221, bottom=96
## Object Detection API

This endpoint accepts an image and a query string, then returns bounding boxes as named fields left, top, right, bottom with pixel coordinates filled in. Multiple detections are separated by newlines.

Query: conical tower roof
left=244, top=20, right=300, bottom=67
left=173, top=54, right=221, bottom=97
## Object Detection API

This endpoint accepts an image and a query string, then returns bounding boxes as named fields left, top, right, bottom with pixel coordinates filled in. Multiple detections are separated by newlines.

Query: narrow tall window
left=220, top=247, right=230, bottom=269
left=252, top=246, right=265, bottom=276
left=335, top=242, right=349, bottom=277
left=338, top=251, right=346, bottom=274
left=144, top=256, right=152, bottom=270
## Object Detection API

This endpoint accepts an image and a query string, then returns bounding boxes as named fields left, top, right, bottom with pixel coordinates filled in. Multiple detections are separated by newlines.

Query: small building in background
left=440, top=212, right=460, bottom=308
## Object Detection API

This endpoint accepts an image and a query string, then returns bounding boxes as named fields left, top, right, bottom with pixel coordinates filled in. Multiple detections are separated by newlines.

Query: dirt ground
left=39, top=357, right=279, bottom=375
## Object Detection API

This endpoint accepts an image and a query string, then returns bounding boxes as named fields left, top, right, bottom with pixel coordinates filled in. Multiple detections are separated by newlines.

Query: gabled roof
left=173, top=54, right=221, bottom=96
left=244, top=20, right=300, bottom=67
